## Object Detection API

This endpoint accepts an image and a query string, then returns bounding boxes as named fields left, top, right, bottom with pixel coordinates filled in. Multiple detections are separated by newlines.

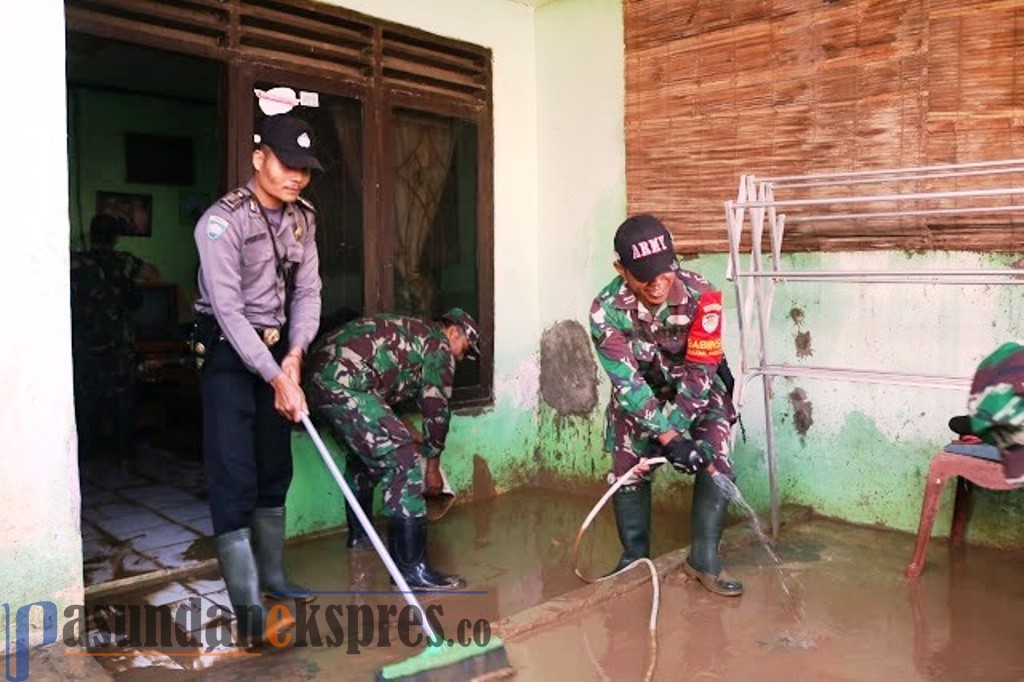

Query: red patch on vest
left=685, top=290, right=724, bottom=364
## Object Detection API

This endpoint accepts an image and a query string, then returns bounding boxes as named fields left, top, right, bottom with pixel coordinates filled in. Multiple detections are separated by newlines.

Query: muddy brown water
left=89, top=486, right=690, bottom=679
left=88, top=487, right=1024, bottom=681
left=509, top=520, right=1024, bottom=681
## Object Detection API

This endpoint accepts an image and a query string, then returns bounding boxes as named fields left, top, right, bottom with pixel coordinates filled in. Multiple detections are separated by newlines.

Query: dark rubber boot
left=250, top=507, right=315, bottom=603
left=215, top=528, right=296, bottom=646
left=608, top=481, right=652, bottom=575
left=346, top=487, right=374, bottom=550
left=388, top=516, right=467, bottom=591
left=682, top=468, right=743, bottom=597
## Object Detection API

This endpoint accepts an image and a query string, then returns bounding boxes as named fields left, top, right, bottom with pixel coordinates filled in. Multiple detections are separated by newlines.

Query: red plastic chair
left=906, top=441, right=1018, bottom=579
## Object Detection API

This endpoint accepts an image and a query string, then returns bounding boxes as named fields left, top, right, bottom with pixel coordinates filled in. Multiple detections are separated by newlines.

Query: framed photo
left=96, top=190, right=152, bottom=237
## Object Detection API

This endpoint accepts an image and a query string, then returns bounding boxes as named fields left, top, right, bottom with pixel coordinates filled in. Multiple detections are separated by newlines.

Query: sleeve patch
left=206, top=215, right=229, bottom=240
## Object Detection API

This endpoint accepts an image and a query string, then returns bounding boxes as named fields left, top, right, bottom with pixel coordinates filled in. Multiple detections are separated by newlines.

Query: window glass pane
left=391, top=108, right=479, bottom=387
left=255, top=85, right=364, bottom=327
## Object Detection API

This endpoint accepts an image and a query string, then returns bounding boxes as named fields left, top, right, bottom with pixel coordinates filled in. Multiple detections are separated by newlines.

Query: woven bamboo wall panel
left=625, top=0, right=1024, bottom=253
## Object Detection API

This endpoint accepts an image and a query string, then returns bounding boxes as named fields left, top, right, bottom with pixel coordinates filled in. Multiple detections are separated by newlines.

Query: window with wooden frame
left=66, top=0, right=495, bottom=405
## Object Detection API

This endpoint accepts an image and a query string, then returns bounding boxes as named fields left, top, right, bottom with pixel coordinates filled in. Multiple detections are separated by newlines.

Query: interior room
left=67, top=34, right=222, bottom=587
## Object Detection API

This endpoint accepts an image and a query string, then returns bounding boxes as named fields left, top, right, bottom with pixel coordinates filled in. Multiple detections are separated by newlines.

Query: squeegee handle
left=300, top=413, right=438, bottom=642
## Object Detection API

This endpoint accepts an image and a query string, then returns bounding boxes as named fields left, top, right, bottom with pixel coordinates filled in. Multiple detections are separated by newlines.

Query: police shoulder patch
left=206, top=215, right=230, bottom=240
left=218, top=188, right=250, bottom=212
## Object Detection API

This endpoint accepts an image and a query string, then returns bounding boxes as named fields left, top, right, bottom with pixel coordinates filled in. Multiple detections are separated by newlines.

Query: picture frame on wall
left=96, top=190, right=152, bottom=237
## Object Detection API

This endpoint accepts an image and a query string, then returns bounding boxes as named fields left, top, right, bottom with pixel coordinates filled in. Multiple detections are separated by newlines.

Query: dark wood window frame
left=66, top=0, right=495, bottom=405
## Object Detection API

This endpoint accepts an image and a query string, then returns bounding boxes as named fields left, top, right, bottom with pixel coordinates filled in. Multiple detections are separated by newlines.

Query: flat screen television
left=133, top=282, right=181, bottom=342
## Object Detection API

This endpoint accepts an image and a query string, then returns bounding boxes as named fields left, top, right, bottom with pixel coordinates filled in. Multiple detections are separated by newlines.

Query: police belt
left=194, top=313, right=283, bottom=349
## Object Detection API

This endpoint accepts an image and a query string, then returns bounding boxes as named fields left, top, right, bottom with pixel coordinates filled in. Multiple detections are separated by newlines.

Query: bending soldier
left=305, top=309, right=480, bottom=591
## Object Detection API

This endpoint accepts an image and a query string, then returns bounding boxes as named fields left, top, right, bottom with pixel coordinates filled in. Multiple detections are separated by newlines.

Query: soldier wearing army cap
left=589, top=214, right=743, bottom=597
left=304, top=308, right=480, bottom=590
left=192, top=113, right=324, bottom=643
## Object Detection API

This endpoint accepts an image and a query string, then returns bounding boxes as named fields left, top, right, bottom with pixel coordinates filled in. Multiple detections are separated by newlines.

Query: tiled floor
left=80, top=446, right=214, bottom=587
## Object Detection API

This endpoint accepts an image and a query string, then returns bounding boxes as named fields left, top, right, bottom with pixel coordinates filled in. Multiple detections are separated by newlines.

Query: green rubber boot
left=682, top=468, right=743, bottom=597
left=250, top=507, right=315, bottom=603
left=609, top=481, right=652, bottom=575
left=215, top=528, right=295, bottom=646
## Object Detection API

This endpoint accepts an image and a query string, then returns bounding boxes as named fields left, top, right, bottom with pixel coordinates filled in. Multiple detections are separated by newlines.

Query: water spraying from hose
left=709, top=470, right=803, bottom=614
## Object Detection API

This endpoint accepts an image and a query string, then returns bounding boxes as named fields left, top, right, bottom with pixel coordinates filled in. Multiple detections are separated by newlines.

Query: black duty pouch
left=716, top=358, right=736, bottom=397
left=190, top=314, right=222, bottom=369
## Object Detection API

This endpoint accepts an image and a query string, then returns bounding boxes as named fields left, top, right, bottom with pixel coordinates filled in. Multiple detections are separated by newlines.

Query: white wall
left=0, top=0, right=81, bottom=649
left=536, top=0, right=626, bottom=326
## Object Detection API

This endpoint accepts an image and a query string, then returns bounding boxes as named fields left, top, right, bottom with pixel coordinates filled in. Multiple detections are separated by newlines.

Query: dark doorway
left=68, top=33, right=222, bottom=588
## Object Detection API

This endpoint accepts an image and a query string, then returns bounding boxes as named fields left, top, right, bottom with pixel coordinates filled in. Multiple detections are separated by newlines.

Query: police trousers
left=200, top=338, right=292, bottom=535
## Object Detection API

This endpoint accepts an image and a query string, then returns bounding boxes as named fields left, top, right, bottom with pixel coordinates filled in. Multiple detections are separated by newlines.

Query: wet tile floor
left=76, top=484, right=1024, bottom=681
left=81, top=447, right=214, bottom=588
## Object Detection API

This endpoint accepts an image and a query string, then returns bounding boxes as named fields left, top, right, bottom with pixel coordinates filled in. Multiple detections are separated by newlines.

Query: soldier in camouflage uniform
left=70, top=214, right=159, bottom=463
left=590, top=214, right=742, bottom=597
left=305, top=308, right=480, bottom=590
left=968, top=341, right=1024, bottom=485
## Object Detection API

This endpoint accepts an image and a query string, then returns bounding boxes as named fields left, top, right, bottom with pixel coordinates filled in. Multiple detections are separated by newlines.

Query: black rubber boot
left=346, top=487, right=374, bottom=550
left=609, top=481, right=652, bottom=575
left=215, top=528, right=295, bottom=646
left=682, top=468, right=743, bottom=597
left=388, top=516, right=466, bottom=591
left=250, top=507, right=315, bottom=603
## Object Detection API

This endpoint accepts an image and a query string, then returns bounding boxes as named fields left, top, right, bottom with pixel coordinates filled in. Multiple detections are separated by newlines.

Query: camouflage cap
left=440, top=308, right=480, bottom=359
left=968, top=341, right=1024, bottom=483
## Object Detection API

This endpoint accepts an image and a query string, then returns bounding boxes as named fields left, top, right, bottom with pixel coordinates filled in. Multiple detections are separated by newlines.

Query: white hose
left=571, top=456, right=669, bottom=682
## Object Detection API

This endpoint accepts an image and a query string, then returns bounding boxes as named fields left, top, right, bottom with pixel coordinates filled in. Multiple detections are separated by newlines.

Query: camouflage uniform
left=590, top=268, right=735, bottom=478
left=70, top=248, right=145, bottom=460
left=306, top=315, right=456, bottom=519
left=968, top=341, right=1024, bottom=482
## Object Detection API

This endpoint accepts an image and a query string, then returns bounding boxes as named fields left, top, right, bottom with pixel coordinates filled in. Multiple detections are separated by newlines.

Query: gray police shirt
left=193, top=180, right=322, bottom=382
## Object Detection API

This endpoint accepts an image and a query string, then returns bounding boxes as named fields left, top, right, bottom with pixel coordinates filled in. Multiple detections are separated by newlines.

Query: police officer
left=589, top=214, right=742, bottom=597
left=305, top=308, right=480, bottom=590
left=193, top=114, right=323, bottom=642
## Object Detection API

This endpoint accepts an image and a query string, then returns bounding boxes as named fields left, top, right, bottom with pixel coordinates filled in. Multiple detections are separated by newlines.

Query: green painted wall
left=720, top=250, right=1024, bottom=546
left=69, top=87, right=220, bottom=320
left=286, top=407, right=539, bottom=536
